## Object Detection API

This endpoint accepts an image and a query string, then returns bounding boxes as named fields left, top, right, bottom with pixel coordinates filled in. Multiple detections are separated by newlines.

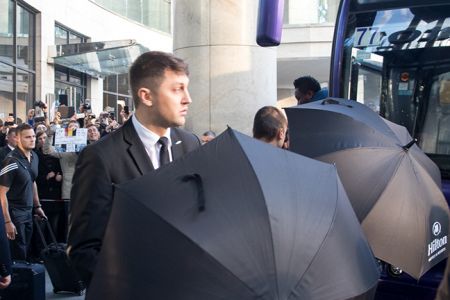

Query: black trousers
left=41, top=199, right=69, bottom=243
left=9, top=207, right=33, bottom=261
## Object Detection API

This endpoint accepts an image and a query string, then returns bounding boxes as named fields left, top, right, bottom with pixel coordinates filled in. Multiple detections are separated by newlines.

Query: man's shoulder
left=172, top=127, right=199, bottom=143
left=0, top=155, right=19, bottom=176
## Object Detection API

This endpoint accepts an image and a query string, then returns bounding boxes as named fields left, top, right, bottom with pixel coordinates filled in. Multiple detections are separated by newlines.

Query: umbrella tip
left=402, top=139, right=417, bottom=151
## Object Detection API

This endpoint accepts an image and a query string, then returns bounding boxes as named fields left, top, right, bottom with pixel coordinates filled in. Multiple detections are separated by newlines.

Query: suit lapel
left=122, top=119, right=154, bottom=175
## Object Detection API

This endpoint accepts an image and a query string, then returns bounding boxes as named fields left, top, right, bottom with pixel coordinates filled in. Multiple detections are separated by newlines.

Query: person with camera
left=119, top=105, right=131, bottom=123
left=0, top=116, right=16, bottom=147
left=77, top=102, right=92, bottom=128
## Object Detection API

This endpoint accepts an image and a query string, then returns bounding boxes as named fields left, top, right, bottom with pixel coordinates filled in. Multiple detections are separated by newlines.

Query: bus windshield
left=340, top=4, right=450, bottom=176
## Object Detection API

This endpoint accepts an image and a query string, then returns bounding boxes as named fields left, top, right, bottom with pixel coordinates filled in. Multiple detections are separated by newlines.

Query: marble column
left=173, top=0, right=277, bottom=136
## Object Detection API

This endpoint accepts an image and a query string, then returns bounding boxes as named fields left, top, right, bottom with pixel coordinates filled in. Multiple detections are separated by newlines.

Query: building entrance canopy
left=50, top=40, right=148, bottom=78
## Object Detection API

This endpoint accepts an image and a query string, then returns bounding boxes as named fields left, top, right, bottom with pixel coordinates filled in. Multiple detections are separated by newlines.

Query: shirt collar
left=12, top=147, right=34, bottom=162
left=132, top=115, right=172, bottom=146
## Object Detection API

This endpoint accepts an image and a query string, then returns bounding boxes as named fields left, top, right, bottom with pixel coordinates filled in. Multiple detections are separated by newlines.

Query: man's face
left=295, top=88, right=314, bottom=105
left=18, top=129, right=36, bottom=151
left=145, top=69, right=192, bottom=128
left=37, top=133, right=47, bottom=147
left=7, top=132, right=17, bottom=148
left=201, top=135, right=214, bottom=145
left=87, top=126, right=100, bottom=142
left=27, top=109, right=35, bottom=119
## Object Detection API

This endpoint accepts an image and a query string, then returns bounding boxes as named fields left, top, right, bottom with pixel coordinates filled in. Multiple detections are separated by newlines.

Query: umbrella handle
left=181, top=174, right=205, bottom=212
left=402, top=138, right=417, bottom=151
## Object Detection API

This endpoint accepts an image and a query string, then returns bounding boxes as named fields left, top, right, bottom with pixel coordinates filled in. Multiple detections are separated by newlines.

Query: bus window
left=421, top=72, right=450, bottom=155
left=338, top=3, right=450, bottom=175
left=348, top=49, right=383, bottom=112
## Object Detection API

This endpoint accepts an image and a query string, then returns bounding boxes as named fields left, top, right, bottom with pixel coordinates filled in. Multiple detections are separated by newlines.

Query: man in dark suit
left=0, top=128, right=17, bottom=163
left=67, top=51, right=201, bottom=286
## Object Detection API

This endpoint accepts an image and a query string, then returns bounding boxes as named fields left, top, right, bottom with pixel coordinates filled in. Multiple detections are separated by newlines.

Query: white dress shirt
left=132, top=116, right=172, bottom=169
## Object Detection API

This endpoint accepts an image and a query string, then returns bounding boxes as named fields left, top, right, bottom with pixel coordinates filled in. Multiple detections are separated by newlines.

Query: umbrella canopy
left=88, top=128, right=379, bottom=300
left=286, top=98, right=450, bottom=279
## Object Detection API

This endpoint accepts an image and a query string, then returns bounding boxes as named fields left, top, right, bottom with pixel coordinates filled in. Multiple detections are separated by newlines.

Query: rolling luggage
left=34, top=218, right=85, bottom=295
left=0, top=261, right=45, bottom=300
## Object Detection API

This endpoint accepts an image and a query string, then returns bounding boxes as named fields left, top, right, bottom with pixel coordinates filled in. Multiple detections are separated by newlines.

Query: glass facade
left=90, top=0, right=171, bottom=33
left=103, top=73, right=131, bottom=123
left=284, top=0, right=339, bottom=25
left=0, top=0, right=35, bottom=123
left=54, top=25, right=88, bottom=111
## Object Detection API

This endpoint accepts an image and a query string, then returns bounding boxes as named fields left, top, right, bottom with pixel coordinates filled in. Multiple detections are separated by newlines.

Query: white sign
left=54, top=128, right=87, bottom=152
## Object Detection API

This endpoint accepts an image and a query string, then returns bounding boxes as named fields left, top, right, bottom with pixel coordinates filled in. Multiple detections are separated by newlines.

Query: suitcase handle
left=34, top=216, right=58, bottom=247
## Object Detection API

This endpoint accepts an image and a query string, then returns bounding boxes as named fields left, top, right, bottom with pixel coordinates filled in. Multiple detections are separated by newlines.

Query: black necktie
left=158, top=137, right=170, bottom=166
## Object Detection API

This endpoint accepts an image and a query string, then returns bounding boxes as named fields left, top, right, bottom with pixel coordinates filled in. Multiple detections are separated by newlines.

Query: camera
left=81, top=103, right=91, bottom=110
left=123, top=105, right=129, bottom=115
left=34, top=100, right=47, bottom=109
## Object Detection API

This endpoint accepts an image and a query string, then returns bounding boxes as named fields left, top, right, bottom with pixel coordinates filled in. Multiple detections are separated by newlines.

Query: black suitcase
left=34, top=218, right=85, bottom=295
left=0, top=261, right=45, bottom=300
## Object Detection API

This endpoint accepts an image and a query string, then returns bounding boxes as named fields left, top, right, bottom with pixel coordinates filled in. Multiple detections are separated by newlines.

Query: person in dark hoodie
left=293, top=75, right=328, bottom=105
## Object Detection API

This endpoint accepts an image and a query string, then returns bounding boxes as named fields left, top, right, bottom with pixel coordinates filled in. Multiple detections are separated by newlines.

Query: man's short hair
left=36, top=130, right=46, bottom=140
left=85, top=123, right=97, bottom=129
left=16, top=123, right=33, bottom=135
left=253, top=106, right=287, bottom=140
left=202, top=130, right=216, bottom=138
left=293, top=76, right=321, bottom=94
left=7, top=127, right=17, bottom=136
left=129, top=51, right=189, bottom=108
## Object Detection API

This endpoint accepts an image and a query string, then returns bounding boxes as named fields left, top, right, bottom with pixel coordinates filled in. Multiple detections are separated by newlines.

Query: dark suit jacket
left=0, top=146, right=12, bottom=164
left=67, top=117, right=200, bottom=285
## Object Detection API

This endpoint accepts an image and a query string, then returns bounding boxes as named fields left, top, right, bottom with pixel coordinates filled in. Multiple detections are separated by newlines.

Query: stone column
left=173, top=0, right=277, bottom=136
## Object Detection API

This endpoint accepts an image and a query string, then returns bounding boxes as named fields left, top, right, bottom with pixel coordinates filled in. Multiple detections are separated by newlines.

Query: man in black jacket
left=0, top=128, right=17, bottom=163
left=67, top=51, right=201, bottom=286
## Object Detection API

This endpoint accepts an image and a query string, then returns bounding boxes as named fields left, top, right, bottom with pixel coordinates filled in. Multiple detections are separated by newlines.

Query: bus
left=258, top=0, right=450, bottom=298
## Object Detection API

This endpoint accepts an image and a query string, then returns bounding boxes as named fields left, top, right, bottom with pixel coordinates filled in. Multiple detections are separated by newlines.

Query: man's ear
left=277, top=127, right=286, bottom=142
left=137, top=88, right=152, bottom=107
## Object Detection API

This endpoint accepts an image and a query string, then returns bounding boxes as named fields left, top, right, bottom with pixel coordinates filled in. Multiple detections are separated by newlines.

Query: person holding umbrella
left=253, top=106, right=289, bottom=149
left=67, top=51, right=201, bottom=287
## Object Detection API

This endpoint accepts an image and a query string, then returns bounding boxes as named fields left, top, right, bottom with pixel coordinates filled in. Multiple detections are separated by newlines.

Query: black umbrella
left=88, top=128, right=379, bottom=300
left=286, top=98, right=450, bottom=279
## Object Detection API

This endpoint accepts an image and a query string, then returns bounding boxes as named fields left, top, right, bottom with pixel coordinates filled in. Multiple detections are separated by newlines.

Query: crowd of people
left=0, top=101, right=132, bottom=288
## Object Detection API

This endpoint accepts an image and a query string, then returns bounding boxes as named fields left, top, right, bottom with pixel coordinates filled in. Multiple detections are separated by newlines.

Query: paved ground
left=45, top=269, right=85, bottom=300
